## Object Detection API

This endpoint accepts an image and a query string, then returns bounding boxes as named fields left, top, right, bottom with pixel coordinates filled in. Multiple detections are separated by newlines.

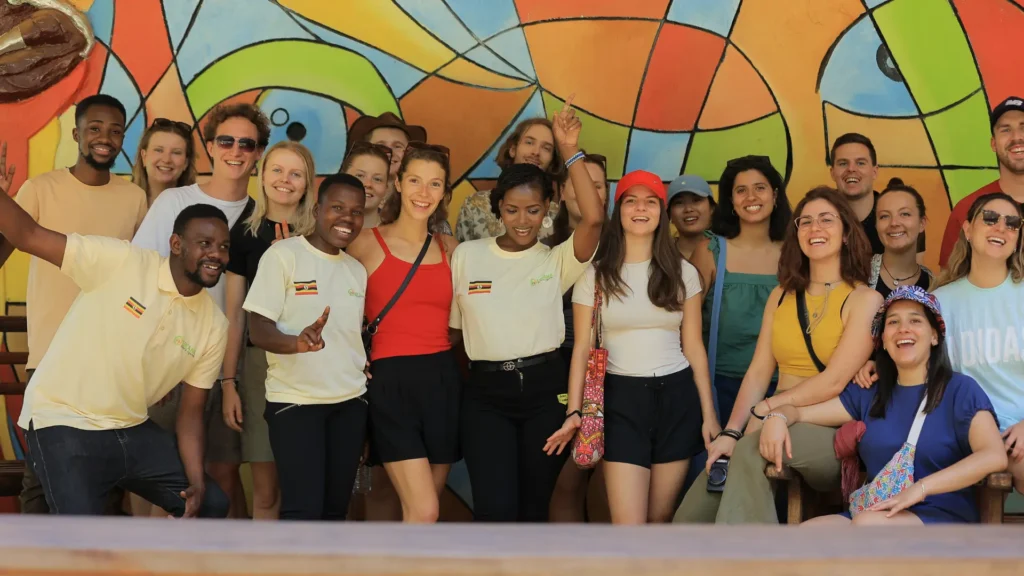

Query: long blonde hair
left=243, top=141, right=316, bottom=237
left=935, top=192, right=1024, bottom=288
left=131, top=120, right=197, bottom=196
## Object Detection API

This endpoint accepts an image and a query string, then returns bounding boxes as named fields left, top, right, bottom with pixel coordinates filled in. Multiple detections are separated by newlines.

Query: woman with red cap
left=450, top=97, right=603, bottom=522
left=547, top=170, right=720, bottom=524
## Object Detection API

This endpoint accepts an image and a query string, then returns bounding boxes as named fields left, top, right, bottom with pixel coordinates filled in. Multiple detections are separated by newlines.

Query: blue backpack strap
left=707, top=235, right=728, bottom=419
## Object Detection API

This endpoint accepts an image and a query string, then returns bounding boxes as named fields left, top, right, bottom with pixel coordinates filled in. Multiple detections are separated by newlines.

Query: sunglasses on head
left=214, top=135, right=258, bottom=152
left=407, top=141, right=450, bottom=158
left=979, top=209, right=1023, bottom=231
left=349, top=141, right=393, bottom=162
left=152, top=118, right=192, bottom=133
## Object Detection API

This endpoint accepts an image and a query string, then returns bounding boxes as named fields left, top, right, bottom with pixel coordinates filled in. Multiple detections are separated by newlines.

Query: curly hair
left=777, top=186, right=872, bottom=293
left=710, top=155, right=791, bottom=241
left=490, top=163, right=555, bottom=218
left=202, top=103, right=271, bottom=148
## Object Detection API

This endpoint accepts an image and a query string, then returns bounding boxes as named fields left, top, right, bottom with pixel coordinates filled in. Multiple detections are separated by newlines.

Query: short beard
left=185, top=266, right=219, bottom=289
left=82, top=153, right=116, bottom=171
left=997, top=150, right=1024, bottom=176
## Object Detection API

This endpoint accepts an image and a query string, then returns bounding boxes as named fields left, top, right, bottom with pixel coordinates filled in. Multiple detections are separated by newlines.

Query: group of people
left=0, top=88, right=1022, bottom=527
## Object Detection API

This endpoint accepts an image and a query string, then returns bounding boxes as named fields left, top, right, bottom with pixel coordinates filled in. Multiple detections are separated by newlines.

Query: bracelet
left=566, top=409, right=583, bottom=421
left=917, top=481, right=926, bottom=498
left=750, top=404, right=766, bottom=420
left=219, top=377, right=237, bottom=384
left=564, top=151, right=585, bottom=169
left=764, top=412, right=788, bottom=424
left=765, top=397, right=773, bottom=411
left=717, top=429, right=743, bottom=441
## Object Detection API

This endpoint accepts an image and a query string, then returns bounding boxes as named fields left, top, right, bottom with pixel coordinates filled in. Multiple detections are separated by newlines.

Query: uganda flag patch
left=123, top=297, right=146, bottom=318
left=468, top=280, right=492, bottom=295
left=294, top=280, right=318, bottom=296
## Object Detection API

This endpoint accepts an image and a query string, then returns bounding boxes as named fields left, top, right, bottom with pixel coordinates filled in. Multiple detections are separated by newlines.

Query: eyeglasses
left=979, top=209, right=1023, bottom=231
left=795, top=212, right=839, bottom=230
left=407, top=141, right=450, bottom=158
left=214, top=135, right=258, bottom=152
left=349, top=141, right=393, bottom=162
left=152, top=118, right=192, bottom=133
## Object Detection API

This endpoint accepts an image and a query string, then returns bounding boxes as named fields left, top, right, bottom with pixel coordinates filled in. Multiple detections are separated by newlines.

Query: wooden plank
left=0, top=519, right=1022, bottom=575
left=0, top=380, right=27, bottom=395
left=0, top=352, right=27, bottom=365
left=0, top=316, right=26, bottom=333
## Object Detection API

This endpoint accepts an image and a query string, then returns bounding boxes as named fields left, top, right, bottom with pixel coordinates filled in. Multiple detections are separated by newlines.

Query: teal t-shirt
left=933, top=275, right=1024, bottom=432
left=702, top=234, right=779, bottom=379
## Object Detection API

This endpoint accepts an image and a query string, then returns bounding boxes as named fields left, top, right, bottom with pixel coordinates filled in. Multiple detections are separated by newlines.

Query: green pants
left=673, top=423, right=840, bottom=524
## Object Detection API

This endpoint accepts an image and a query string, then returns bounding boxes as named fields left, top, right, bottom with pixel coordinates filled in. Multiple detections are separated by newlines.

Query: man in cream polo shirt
left=0, top=170, right=231, bottom=517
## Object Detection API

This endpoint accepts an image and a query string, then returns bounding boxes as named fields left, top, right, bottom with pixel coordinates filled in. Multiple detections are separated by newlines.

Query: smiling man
left=939, top=97, right=1024, bottom=267
left=0, top=95, right=148, bottom=514
left=0, top=161, right=231, bottom=516
left=132, top=102, right=270, bottom=517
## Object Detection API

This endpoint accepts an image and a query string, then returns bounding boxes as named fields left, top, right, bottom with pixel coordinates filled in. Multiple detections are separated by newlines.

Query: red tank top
left=364, top=228, right=453, bottom=361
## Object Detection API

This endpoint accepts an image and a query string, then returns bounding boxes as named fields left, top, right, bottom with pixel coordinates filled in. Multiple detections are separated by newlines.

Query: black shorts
left=367, top=350, right=461, bottom=465
left=604, top=367, right=704, bottom=469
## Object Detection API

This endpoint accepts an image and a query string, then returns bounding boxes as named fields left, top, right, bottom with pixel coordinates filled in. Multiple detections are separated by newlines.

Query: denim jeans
left=25, top=419, right=229, bottom=517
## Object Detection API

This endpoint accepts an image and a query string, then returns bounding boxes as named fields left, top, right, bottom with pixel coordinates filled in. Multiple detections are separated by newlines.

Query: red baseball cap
left=615, top=170, right=667, bottom=203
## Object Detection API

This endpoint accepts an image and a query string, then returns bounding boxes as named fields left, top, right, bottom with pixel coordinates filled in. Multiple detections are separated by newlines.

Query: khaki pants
left=673, top=423, right=840, bottom=524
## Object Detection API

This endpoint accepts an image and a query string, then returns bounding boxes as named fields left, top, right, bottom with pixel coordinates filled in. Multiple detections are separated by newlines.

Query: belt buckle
left=501, top=361, right=517, bottom=372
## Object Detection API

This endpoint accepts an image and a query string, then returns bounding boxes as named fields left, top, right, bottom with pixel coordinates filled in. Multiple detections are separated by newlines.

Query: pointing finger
left=562, top=93, right=576, bottom=113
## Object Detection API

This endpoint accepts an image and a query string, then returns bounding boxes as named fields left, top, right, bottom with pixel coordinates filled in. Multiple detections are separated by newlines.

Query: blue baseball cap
left=667, top=174, right=713, bottom=204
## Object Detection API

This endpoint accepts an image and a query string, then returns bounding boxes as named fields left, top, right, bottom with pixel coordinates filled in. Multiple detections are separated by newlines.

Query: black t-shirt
left=862, top=191, right=926, bottom=256
left=874, top=270, right=931, bottom=300
left=227, top=216, right=288, bottom=347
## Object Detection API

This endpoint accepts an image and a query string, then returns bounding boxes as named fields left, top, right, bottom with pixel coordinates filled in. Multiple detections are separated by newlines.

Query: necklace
left=804, top=281, right=839, bottom=334
left=882, top=260, right=920, bottom=286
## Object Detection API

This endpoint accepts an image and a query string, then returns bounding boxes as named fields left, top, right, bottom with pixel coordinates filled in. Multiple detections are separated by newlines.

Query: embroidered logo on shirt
left=468, top=280, right=492, bottom=295
left=123, top=297, right=146, bottom=318
left=294, top=280, right=318, bottom=295
left=530, top=273, right=554, bottom=286
left=348, top=288, right=364, bottom=298
left=173, top=336, right=196, bottom=358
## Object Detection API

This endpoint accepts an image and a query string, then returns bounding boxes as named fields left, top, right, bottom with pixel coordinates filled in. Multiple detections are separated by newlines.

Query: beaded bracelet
left=764, top=412, right=788, bottom=424
left=564, top=151, right=585, bottom=169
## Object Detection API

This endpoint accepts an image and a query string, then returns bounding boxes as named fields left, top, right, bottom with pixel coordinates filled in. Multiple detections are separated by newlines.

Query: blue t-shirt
left=839, top=373, right=995, bottom=523
left=933, top=276, right=1024, bottom=431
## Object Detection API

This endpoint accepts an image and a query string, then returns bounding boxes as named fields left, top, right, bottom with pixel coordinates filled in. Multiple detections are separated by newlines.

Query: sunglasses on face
left=979, top=209, right=1023, bottom=231
left=349, top=141, right=393, bottom=162
left=152, top=118, right=192, bottom=133
left=214, top=135, right=258, bottom=152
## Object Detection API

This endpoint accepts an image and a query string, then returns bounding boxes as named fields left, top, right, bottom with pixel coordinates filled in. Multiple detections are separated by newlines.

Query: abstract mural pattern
left=1, top=0, right=1023, bottom=498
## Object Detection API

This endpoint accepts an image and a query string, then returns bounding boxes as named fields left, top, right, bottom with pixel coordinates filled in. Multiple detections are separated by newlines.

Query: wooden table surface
left=0, top=517, right=1022, bottom=575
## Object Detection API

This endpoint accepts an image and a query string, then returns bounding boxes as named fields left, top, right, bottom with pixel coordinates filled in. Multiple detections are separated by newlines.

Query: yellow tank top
left=771, top=282, right=855, bottom=378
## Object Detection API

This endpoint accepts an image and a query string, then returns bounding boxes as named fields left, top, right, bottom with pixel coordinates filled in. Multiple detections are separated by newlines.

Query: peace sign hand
left=296, top=306, right=329, bottom=353
left=552, top=93, right=582, bottom=153
left=273, top=221, right=290, bottom=244
left=0, top=142, right=15, bottom=196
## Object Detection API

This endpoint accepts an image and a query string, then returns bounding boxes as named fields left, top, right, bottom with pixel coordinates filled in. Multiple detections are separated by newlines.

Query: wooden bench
left=0, top=315, right=29, bottom=497
left=766, top=464, right=1014, bottom=524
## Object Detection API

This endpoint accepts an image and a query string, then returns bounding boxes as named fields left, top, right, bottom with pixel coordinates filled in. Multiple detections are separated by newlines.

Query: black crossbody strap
left=366, top=234, right=433, bottom=335
left=795, top=291, right=827, bottom=373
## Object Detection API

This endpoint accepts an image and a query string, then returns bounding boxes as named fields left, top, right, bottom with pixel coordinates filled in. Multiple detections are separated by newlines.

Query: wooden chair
left=0, top=316, right=28, bottom=497
left=766, top=463, right=1014, bottom=524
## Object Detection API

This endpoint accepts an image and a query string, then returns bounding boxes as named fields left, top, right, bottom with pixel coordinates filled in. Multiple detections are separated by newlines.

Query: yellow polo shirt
left=19, top=234, right=228, bottom=432
left=450, top=233, right=590, bottom=361
left=242, top=236, right=368, bottom=405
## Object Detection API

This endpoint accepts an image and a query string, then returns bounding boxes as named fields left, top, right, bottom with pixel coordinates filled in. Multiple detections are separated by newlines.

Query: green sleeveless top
left=702, top=234, right=780, bottom=379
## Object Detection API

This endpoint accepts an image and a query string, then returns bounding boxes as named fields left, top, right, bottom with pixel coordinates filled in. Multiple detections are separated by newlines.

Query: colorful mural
left=0, top=0, right=1022, bottom=496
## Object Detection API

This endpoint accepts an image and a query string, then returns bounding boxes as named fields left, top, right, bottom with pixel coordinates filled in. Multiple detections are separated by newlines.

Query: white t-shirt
left=242, top=236, right=368, bottom=405
left=450, top=233, right=590, bottom=361
left=572, top=259, right=702, bottom=377
left=131, top=183, right=251, bottom=312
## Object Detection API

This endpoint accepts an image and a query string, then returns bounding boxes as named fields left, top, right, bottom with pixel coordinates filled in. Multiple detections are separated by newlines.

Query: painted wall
left=0, top=0, right=1019, bottom=464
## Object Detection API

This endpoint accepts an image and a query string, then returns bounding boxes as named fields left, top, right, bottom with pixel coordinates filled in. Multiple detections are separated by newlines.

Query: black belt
left=470, top=350, right=561, bottom=373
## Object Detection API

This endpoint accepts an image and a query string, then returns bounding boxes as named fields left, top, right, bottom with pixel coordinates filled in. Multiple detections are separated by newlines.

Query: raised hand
left=0, top=142, right=15, bottom=196
left=552, top=93, right=582, bottom=152
left=273, top=221, right=290, bottom=244
left=296, top=306, right=330, bottom=353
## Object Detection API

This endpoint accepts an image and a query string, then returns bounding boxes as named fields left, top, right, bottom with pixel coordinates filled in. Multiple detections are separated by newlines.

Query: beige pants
left=674, top=423, right=840, bottom=524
